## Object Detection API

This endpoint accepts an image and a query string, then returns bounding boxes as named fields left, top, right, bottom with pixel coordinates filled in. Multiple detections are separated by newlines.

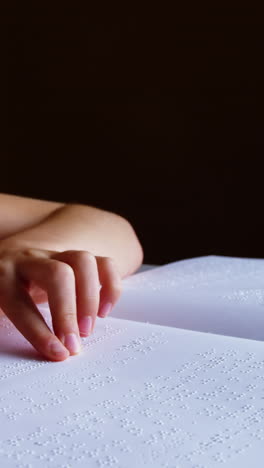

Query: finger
left=16, top=257, right=81, bottom=355
left=23, top=279, right=48, bottom=304
left=19, top=248, right=56, bottom=305
left=0, top=273, right=69, bottom=361
left=52, top=250, right=100, bottom=337
left=96, top=257, right=122, bottom=321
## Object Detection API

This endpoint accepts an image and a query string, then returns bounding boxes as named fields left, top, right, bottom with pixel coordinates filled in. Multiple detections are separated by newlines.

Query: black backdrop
left=2, top=4, right=263, bottom=265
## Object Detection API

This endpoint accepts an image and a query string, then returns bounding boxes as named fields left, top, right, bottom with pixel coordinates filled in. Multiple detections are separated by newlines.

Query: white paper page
left=111, top=255, right=264, bottom=341
left=1, top=309, right=264, bottom=467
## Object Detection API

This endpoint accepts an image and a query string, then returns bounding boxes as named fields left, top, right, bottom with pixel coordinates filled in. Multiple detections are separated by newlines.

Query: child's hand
left=0, top=247, right=122, bottom=361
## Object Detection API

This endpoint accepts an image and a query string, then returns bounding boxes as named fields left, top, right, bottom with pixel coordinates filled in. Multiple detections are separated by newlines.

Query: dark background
left=2, top=4, right=263, bottom=265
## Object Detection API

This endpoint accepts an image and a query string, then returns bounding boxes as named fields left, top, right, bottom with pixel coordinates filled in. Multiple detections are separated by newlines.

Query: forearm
left=0, top=193, right=65, bottom=239
left=0, top=204, right=144, bottom=278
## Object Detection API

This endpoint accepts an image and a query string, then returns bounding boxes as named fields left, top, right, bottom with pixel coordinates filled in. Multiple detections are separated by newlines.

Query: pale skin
left=0, top=193, right=144, bottom=361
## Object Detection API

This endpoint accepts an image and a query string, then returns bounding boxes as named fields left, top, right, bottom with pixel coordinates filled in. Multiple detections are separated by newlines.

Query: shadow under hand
left=0, top=342, right=45, bottom=361
left=0, top=303, right=52, bottom=362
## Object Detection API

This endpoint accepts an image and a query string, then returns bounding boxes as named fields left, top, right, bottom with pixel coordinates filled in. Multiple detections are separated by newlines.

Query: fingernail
left=64, top=333, right=81, bottom=355
left=79, top=316, right=92, bottom=336
left=99, top=302, right=112, bottom=318
left=49, top=340, right=68, bottom=357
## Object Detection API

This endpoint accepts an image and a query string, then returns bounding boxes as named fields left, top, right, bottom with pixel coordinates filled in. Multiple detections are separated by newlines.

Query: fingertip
left=47, top=339, right=70, bottom=361
left=98, top=302, right=112, bottom=318
left=63, top=333, right=81, bottom=356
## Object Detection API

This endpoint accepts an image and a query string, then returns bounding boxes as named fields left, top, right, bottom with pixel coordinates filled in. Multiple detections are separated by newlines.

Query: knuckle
left=48, top=261, right=74, bottom=281
left=104, top=256, right=115, bottom=265
left=78, top=251, right=96, bottom=263
left=103, top=256, right=118, bottom=270
left=22, top=248, right=38, bottom=257
left=66, top=250, right=96, bottom=264
left=62, top=310, right=76, bottom=321
left=60, top=310, right=77, bottom=327
left=22, top=248, right=49, bottom=259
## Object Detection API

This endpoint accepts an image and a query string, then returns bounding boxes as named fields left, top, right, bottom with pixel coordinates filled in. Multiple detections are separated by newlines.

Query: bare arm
left=0, top=193, right=65, bottom=239
left=0, top=203, right=144, bottom=278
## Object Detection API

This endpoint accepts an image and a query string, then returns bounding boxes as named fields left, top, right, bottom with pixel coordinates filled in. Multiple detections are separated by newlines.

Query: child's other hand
left=0, top=247, right=122, bottom=361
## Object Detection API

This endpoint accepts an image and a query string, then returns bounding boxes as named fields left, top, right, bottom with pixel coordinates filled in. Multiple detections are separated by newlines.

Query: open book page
left=1, top=310, right=264, bottom=467
left=112, top=255, right=264, bottom=341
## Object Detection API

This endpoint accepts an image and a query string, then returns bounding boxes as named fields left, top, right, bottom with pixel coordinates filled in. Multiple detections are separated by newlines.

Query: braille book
left=1, top=255, right=264, bottom=467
